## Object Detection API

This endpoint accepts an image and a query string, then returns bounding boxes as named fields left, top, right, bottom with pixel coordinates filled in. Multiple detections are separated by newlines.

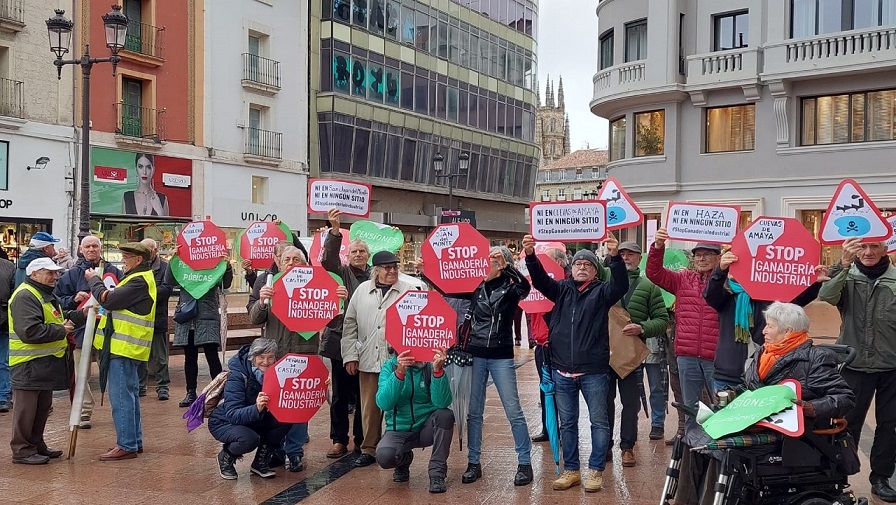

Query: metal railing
left=244, top=127, right=282, bottom=159
left=124, top=20, right=164, bottom=58
left=0, top=0, right=24, bottom=24
left=116, top=103, right=165, bottom=140
left=0, top=77, right=23, bottom=118
left=242, top=53, right=281, bottom=88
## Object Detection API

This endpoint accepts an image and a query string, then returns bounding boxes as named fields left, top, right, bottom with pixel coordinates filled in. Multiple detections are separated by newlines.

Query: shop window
left=610, top=116, right=627, bottom=161
left=625, top=19, right=647, bottom=62
left=634, top=110, right=664, bottom=157
left=714, top=11, right=748, bottom=51
left=600, top=30, right=614, bottom=70
left=706, top=104, right=756, bottom=152
left=251, top=176, right=268, bottom=204
left=0, top=220, right=52, bottom=264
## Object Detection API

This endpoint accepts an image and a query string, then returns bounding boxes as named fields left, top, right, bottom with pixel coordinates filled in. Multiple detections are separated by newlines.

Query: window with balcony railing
left=242, top=53, right=281, bottom=89
left=0, top=77, right=23, bottom=118
left=124, top=20, right=164, bottom=59
left=792, top=0, right=896, bottom=38
left=0, top=0, right=24, bottom=25
left=245, top=127, right=283, bottom=159
left=625, top=19, right=647, bottom=62
left=714, top=11, right=748, bottom=50
left=117, top=103, right=164, bottom=140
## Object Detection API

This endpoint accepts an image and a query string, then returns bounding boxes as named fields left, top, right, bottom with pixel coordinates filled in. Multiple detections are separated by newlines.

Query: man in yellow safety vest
left=86, top=242, right=156, bottom=461
left=8, top=257, right=87, bottom=464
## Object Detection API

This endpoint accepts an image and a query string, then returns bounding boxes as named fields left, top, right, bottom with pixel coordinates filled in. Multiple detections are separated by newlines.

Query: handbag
left=173, top=298, right=198, bottom=324
left=445, top=304, right=474, bottom=367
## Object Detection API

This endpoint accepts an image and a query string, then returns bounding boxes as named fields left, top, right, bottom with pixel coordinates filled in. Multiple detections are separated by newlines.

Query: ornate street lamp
left=433, top=151, right=469, bottom=211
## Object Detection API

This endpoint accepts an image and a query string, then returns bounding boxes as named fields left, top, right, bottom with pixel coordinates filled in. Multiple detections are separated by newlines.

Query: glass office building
left=311, top=0, right=540, bottom=252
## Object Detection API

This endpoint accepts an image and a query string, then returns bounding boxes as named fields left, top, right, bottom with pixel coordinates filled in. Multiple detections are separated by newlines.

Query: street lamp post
left=46, top=6, right=129, bottom=241
left=433, top=151, right=470, bottom=211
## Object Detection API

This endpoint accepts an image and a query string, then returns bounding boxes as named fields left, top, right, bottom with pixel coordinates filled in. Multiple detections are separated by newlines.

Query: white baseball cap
left=25, top=257, right=63, bottom=276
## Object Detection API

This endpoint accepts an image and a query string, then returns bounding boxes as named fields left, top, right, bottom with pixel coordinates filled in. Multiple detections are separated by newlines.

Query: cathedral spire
left=557, top=76, right=565, bottom=111
left=563, top=114, right=571, bottom=156
left=545, top=77, right=554, bottom=108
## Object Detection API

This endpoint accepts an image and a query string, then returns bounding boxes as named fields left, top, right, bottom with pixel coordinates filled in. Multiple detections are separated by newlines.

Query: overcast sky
left=538, top=0, right=608, bottom=151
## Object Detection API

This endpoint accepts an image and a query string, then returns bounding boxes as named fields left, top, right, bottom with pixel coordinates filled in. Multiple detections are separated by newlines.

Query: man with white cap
left=8, top=258, right=87, bottom=464
left=14, top=232, right=60, bottom=287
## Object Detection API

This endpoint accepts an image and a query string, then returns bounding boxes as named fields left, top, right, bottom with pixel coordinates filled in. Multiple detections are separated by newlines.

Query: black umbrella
left=97, top=316, right=113, bottom=406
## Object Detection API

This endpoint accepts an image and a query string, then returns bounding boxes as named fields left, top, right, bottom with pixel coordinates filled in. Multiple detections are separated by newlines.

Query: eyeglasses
left=694, top=253, right=719, bottom=260
left=381, top=265, right=399, bottom=271
left=121, top=253, right=137, bottom=260
left=572, top=261, right=595, bottom=269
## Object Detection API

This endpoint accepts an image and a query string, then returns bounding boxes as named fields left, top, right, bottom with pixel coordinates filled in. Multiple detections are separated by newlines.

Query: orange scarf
left=758, top=330, right=809, bottom=381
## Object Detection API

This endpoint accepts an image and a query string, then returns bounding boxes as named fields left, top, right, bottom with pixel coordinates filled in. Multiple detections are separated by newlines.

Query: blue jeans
left=467, top=357, right=531, bottom=465
left=0, top=332, right=10, bottom=402
left=284, top=423, right=308, bottom=458
left=644, top=363, right=666, bottom=428
left=677, top=356, right=715, bottom=416
left=109, top=356, right=142, bottom=452
left=714, top=377, right=740, bottom=394
left=553, top=371, right=610, bottom=472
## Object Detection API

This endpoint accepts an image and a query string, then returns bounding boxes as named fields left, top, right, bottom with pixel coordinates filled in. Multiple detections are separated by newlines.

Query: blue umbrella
left=540, top=362, right=561, bottom=474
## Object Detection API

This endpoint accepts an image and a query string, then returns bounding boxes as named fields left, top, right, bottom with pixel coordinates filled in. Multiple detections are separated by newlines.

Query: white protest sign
left=529, top=201, right=607, bottom=242
left=819, top=179, right=891, bottom=245
left=597, top=177, right=644, bottom=231
left=886, top=215, right=896, bottom=254
left=665, top=202, right=741, bottom=244
left=307, top=179, right=372, bottom=218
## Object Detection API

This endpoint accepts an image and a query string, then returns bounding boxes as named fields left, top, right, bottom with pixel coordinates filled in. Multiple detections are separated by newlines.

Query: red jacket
left=646, top=245, right=718, bottom=361
left=531, top=312, right=549, bottom=346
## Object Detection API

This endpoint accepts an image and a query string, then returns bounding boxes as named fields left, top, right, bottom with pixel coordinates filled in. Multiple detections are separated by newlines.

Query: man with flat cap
left=86, top=242, right=156, bottom=461
left=342, top=250, right=421, bottom=467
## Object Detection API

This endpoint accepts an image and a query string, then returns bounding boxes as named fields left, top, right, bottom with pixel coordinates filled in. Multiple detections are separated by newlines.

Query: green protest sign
left=270, top=270, right=345, bottom=341
left=169, top=255, right=227, bottom=300
left=701, top=384, right=796, bottom=440
left=350, top=221, right=404, bottom=264
left=639, top=248, right=689, bottom=308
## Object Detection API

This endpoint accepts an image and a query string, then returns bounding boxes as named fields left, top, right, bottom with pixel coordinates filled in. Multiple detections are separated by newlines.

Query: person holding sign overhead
left=523, top=233, right=628, bottom=493
left=818, top=237, right=896, bottom=502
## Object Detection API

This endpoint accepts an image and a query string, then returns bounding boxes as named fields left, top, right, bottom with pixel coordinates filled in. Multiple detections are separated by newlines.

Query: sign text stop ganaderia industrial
left=270, top=266, right=341, bottom=333
left=729, top=217, right=821, bottom=302
left=262, top=354, right=329, bottom=424
left=238, top=221, right=290, bottom=270
left=176, top=221, right=227, bottom=271
left=384, top=291, right=456, bottom=360
left=421, top=222, right=490, bottom=293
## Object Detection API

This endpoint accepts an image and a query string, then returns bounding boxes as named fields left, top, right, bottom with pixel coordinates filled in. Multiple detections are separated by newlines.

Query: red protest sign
left=309, top=228, right=350, bottom=266
left=519, top=254, right=565, bottom=314
left=729, top=217, right=820, bottom=302
left=176, top=221, right=227, bottom=271
left=520, top=241, right=566, bottom=258
left=819, top=178, right=891, bottom=245
left=384, top=291, right=456, bottom=360
left=421, top=222, right=490, bottom=294
left=262, top=354, right=329, bottom=424
left=270, top=266, right=341, bottom=333
left=237, top=222, right=290, bottom=270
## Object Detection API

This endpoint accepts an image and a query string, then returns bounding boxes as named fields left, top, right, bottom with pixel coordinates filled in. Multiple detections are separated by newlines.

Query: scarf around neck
left=727, top=279, right=754, bottom=345
left=758, top=330, right=809, bottom=381
left=854, top=256, right=890, bottom=280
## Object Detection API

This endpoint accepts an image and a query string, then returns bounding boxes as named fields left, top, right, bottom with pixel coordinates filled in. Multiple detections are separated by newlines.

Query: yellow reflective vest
left=7, top=283, right=68, bottom=366
left=94, top=270, right=156, bottom=361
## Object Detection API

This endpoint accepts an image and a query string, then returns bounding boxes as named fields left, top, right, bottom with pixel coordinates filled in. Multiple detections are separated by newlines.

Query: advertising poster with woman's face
left=90, top=147, right=192, bottom=218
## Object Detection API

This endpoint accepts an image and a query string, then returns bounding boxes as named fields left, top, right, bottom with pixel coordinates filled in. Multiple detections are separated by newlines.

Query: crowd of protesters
left=1, top=217, right=894, bottom=500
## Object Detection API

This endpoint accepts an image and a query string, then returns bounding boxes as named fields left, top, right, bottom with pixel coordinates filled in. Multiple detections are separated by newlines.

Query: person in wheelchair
left=668, top=302, right=858, bottom=505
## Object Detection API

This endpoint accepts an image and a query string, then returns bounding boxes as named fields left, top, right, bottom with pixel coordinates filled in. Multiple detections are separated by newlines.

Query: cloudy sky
left=538, top=0, right=608, bottom=151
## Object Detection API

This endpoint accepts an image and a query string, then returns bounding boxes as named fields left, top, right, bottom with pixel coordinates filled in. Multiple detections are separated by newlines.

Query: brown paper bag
left=609, top=306, right=650, bottom=379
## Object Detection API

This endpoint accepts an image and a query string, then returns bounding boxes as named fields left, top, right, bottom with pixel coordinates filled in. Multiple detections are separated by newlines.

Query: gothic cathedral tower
left=535, top=76, right=571, bottom=167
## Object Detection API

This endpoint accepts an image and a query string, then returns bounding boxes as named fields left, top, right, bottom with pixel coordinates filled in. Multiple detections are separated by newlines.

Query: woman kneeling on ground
left=208, top=338, right=290, bottom=480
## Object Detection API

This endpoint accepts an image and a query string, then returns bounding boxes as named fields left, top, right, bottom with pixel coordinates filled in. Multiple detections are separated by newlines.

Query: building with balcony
left=310, top=0, right=540, bottom=268
left=592, top=0, right=896, bottom=263
left=0, top=0, right=78, bottom=258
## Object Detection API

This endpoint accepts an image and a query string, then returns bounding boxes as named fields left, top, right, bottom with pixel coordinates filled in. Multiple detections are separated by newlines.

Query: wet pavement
left=0, top=302, right=882, bottom=504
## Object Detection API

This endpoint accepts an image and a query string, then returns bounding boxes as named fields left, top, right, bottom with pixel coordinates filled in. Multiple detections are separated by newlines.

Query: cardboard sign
left=665, top=202, right=740, bottom=244
left=309, top=228, right=350, bottom=266
left=757, top=379, right=804, bottom=437
left=270, top=265, right=341, bottom=333
left=886, top=215, right=896, bottom=254
left=350, top=221, right=404, bottom=264
left=236, top=221, right=291, bottom=270
left=701, top=384, right=796, bottom=440
left=176, top=221, right=227, bottom=271
left=529, top=201, right=607, bottom=242
left=597, top=177, right=644, bottom=231
left=819, top=179, right=891, bottom=245
left=308, top=179, right=372, bottom=218
left=729, top=217, right=821, bottom=302
left=519, top=254, right=565, bottom=314
left=169, top=256, right=227, bottom=300
left=262, top=354, right=329, bottom=424
left=421, top=222, right=490, bottom=294
left=384, top=290, right=456, bottom=360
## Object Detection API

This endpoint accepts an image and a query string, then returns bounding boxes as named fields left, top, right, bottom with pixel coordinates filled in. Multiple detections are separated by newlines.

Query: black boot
left=217, top=448, right=238, bottom=480
left=250, top=445, right=276, bottom=478
left=393, top=451, right=414, bottom=482
left=514, top=464, right=533, bottom=486
left=461, top=463, right=482, bottom=484
left=178, top=389, right=197, bottom=408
